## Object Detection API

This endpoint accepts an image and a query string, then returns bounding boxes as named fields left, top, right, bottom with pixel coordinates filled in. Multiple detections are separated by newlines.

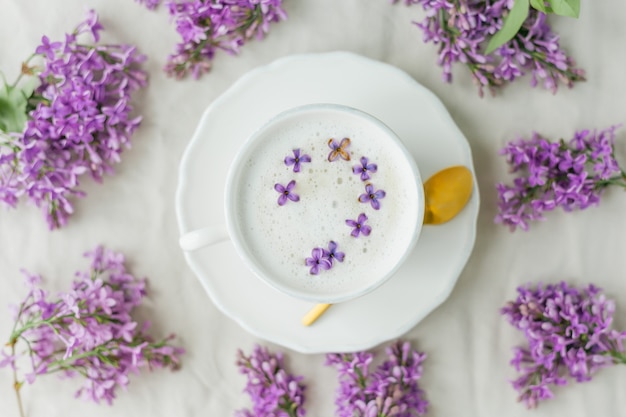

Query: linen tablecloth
left=1, top=0, right=625, bottom=415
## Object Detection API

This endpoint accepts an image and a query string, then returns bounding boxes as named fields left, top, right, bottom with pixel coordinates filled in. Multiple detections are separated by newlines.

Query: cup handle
left=179, top=225, right=230, bottom=251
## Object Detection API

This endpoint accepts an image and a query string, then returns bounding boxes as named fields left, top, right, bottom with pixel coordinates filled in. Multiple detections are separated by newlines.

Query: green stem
left=11, top=54, right=37, bottom=90
left=596, top=173, right=626, bottom=188
left=45, top=348, right=103, bottom=372
left=610, top=350, right=626, bottom=365
left=9, top=314, right=74, bottom=345
left=526, top=49, right=585, bottom=81
left=11, top=344, right=26, bottom=417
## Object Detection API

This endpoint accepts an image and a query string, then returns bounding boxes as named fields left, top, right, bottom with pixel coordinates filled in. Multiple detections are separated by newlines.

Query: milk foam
left=232, top=110, right=420, bottom=300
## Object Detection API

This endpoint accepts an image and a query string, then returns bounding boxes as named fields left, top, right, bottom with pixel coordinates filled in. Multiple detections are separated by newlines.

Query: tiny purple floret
left=326, top=241, right=345, bottom=264
left=328, top=138, right=351, bottom=162
left=305, top=248, right=332, bottom=275
left=352, top=157, right=378, bottom=181
left=284, top=149, right=311, bottom=173
left=346, top=213, right=372, bottom=238
left=358, top=184, right=386, bottom=210
left=274, top=180, right=299, bottom=206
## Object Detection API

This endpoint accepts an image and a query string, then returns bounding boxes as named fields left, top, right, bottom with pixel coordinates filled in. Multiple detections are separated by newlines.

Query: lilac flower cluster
left=0, top=246, right=183, bottom=410
left=165, top=0, right=287, bottom=79
left=305, top=241, right=345, bottom=275
left=393, top=0, right=585, bottom=96
left=236, top=345, right=306, bottom=417
left=326, top=340, right=429, bottom=417
left=0, top=10, right=147, bottom=229
left=135, top=0, right=162, bottom=9
left=495, top=126, right=624, bottom=231
left=501, top=282, right=626, bottom=408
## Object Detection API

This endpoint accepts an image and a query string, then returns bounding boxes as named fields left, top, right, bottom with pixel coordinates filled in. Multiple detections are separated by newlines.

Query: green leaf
left=530, top=0, right=548, bottom=13
left=0, top=81, right=32, bottom=134
left=485, top=0, right=530, bottom=55
left=547, top=0, right=580, bottom=17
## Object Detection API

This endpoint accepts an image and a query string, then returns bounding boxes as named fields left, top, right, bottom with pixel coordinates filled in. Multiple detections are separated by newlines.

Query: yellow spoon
left=301, top=165, right=474, bottom=326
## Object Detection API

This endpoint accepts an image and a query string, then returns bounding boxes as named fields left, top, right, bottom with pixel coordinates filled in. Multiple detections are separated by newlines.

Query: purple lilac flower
left=358, top=183, right=386, bottom=210
left=501, top=282, right=626, bottom=408
left=305, top=248, right=332, bottom=275
left=284, top=149, right=311, bottom=173
left=165, top=0, right=287, bottom=79
left=0, top=10, right=147, bottom=229
left=236, top=345, right=306, bottom=417
left=393, top=0, right=585, bottom=96
left=352, top=156, right=378, bottom=181
left=326, top=241, right=345, bottom=264
left=135, top=0, right=161, bottom=9
left=326, top=340, right=429, bottom=417
left=274, top=180, right=299, bottom=206
left=495, top=126, right=624, bottom=231
left=346, top=213, right=371, bottom=238
left=328, top=138, right=351, bottom=162
left=0, top=246, right=184, bottom=405
left=34, top=36, right=62, bottom=59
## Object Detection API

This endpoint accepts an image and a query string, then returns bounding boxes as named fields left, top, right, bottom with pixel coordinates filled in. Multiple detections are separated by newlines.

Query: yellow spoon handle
left=301, top=303, right=331, bottom=326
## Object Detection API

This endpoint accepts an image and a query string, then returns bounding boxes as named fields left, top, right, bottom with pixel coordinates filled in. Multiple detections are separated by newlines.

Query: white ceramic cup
left=179, top=104, right=424, bottom=303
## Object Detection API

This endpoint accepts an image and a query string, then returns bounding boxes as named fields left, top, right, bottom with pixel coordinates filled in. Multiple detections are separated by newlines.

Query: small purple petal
left=284, top=150, right=311, bottom=173
left=305, top=247, right=332, bottom=275
left=319, top=258, right=332, bottom=270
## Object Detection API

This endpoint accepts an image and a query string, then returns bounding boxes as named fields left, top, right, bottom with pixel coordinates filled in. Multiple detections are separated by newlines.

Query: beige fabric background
left=1, top=0, right=625, bottom=415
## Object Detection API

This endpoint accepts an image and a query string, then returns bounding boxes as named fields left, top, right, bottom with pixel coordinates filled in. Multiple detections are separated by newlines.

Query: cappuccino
left=230, top=107, right=420, bottom=301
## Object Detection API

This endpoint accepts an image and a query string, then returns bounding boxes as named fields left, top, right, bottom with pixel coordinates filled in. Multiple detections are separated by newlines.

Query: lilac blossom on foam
left=495, top=126, right=625, bottom=231
left=305, top=247, right=332, bottom=275
left=326, top=240, right=345, bottom=264
left=502, top=282, right=626, bottom=408
left=346, top=213, right=371, bottom=238
left=328, top=137, right=351, bottom=162
left=0, top=246, right=183, bottom=405
left=358, top=183, right=386, bottom=210
left=353, top=156, right=378, bottom=181
left=284, top=148, right=311, bottom=173
left=274, top=180, right=299, bottom=205
left=0, top=10, right=147, bottom=229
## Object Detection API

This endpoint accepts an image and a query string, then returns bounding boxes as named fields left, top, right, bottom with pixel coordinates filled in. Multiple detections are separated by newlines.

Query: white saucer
left=176, top=52, right=479, bottom=354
